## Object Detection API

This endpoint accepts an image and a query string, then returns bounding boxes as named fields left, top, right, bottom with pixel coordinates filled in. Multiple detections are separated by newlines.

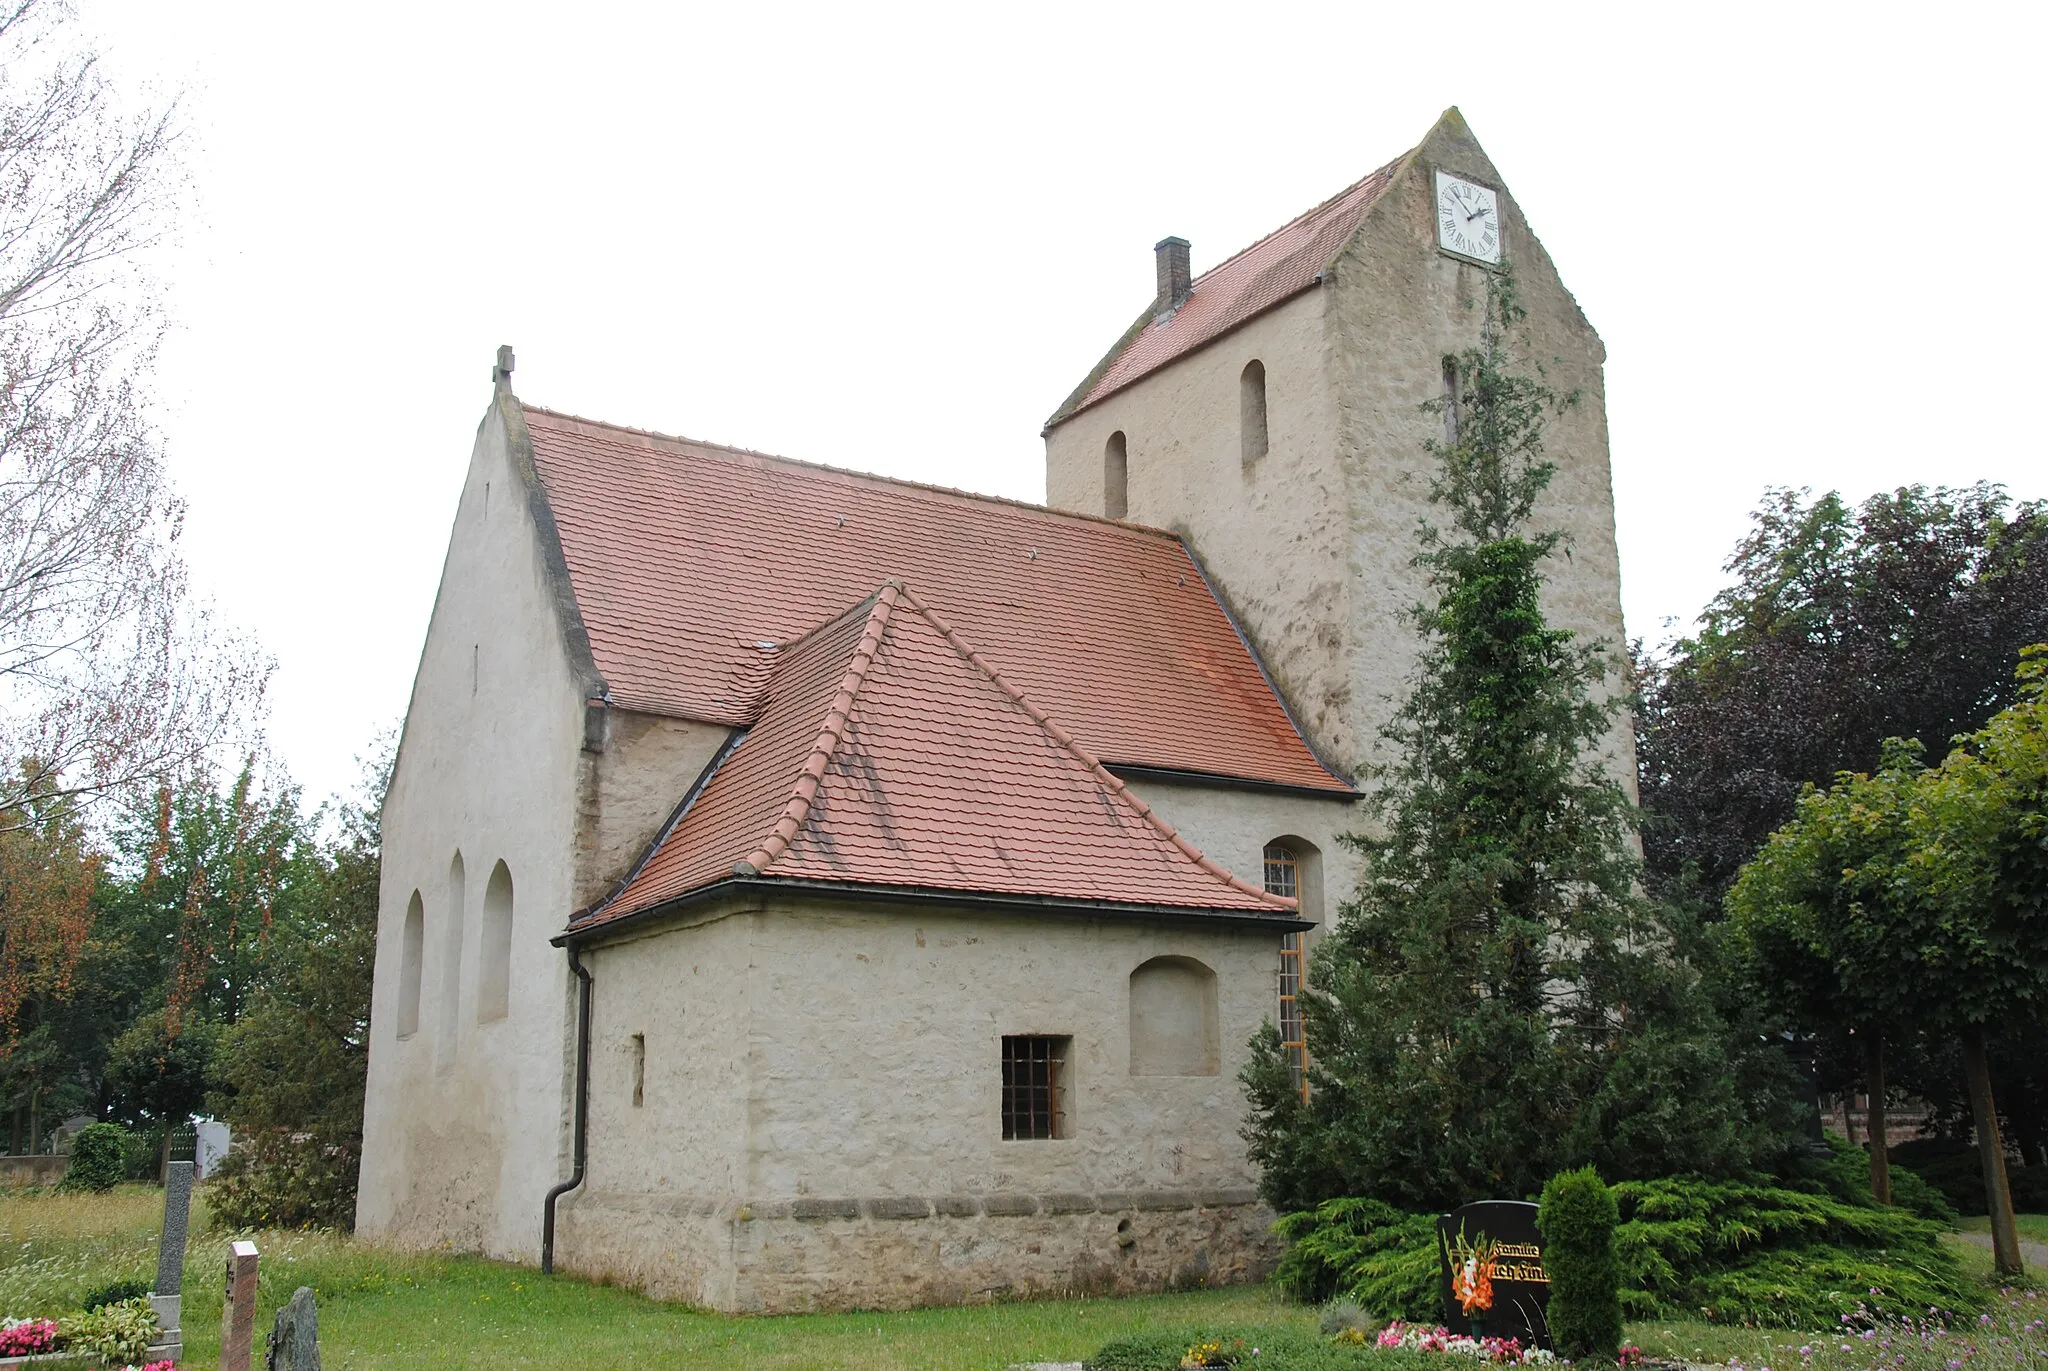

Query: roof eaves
left=893, top=585, right=1296, bottom=912
left=556, top=876, right=1313, bottom=946
left=733, top=584, right=901, bottom=877
left=1043, top=302, right=1159, bottom=433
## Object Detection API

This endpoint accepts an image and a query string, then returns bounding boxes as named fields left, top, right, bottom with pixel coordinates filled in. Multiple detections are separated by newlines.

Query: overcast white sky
left=79, top=0, right=2048, bottom=807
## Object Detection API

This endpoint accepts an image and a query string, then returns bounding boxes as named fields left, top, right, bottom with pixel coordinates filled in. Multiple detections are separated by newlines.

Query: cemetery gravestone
left=266, top=1286, right=319, bottom=1371
left=1437, top=1200, right=1551, bottom=1348
left=149, top=1161, right=194, bottom=1362
left=222, top=1240, right=260, bottom=1371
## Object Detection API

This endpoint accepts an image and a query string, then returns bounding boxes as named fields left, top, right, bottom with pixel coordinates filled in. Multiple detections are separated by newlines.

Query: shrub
left=1611, top=1176, right=1978, bottom=1326
left=58, top=1123, right=130, bottom=1193
left=1538, top=1167, right=1623, bottom=1362
left=57, top=1295, right=157, bottom=1365
left=1320, top=1298, right=1375, bottom=1337
left=1272, top=1197, right=1439, bottom=1317
left=206, top=1128, right=359, bottom=1231
left=80, top=1276, right=151, bottom=1310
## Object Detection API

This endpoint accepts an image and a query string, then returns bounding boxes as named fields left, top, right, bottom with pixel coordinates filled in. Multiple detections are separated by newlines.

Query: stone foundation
left=557, top=1186, right=1278, bottom=1313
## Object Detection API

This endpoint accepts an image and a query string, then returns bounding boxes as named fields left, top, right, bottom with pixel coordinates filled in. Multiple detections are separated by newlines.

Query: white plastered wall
left=356, top=396, right=588, bottom=1258
left=556, top=896, right=1292, bottom=1308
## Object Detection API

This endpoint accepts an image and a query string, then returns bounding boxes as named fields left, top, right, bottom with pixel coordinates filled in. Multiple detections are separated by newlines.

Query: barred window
left=1001, top=1035, right=1070, bottom=1140
left=1265, top=842, right=1309, bottom=1103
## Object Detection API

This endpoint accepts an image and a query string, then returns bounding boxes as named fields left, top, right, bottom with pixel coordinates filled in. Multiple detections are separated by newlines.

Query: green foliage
left=1889, top=1138, right=2048, bottom=1217
left=57, top=1122, right=128, bottom=1193
left=1800, top=1133, right=1959, bottom=1228
left=1539, top=1167, right=1622, bottom=1359
left=206, top=741, right=383, bottom=1230
left=103, top=1008, right=218, bottom=1136
left=1611, top=1177, right=1977, bottom=1327
left=1272, top=1198, right=1439, bottom=1316
left=79, top=1275, right=149, bottom=1310
left=206, top=1127, right=360, bottom=1231
left=1637, top=483, right=2048, bottom=899
left=57, top=1293, right=157, bottom=1364
left=1242, top=267, right=1795, bottom=1213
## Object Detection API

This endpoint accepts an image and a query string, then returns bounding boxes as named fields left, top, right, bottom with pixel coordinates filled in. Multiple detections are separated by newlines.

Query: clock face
left=1435, top=172, right=1502, bottom=263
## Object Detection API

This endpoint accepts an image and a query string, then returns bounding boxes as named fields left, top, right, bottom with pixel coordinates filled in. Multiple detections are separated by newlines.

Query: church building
left=354, top=109, right=1630, bottom=1313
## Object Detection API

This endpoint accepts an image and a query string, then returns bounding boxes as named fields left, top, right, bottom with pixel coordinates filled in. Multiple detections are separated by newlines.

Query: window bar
left=1264, top=843, right=1309, bottom=1104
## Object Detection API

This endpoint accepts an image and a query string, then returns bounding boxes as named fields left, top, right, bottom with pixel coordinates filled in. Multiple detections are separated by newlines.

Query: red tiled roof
left=524, top=406, right=1349, bottom=793
left=1048, top=153, right=1410, bottom=425
left=578, top=585, right=1298, bottom=929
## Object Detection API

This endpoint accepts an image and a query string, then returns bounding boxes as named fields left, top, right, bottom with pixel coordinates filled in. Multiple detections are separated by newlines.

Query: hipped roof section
left=1046, top=151, right=1410, bottom=427
left=523, top=406, right=1350, bottom=794
left=575, top=584, right=1299, bottom=931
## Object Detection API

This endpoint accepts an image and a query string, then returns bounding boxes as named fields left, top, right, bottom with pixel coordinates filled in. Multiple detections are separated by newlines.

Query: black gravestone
left=1437, top=1200, right=1550, bottom=1348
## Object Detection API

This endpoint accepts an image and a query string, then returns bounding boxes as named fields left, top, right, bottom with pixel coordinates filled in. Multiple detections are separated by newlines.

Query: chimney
left=1154, top=237, right=1191, bottom=318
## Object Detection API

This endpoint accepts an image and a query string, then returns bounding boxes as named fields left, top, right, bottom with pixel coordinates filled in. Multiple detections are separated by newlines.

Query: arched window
left=477, top=861, right=514, bottom=1023
left=1240, top=360, right=1268, bottom=469
left=1104, top=431, right=1129, bottom=519
left=1128, top=956, right=1219, bottom=1076
left=1264, top=840, right=1316, bottom=1102
left=437, top=851, right=466, bottom=1066
left=397, top=891, right=424, bottom=1040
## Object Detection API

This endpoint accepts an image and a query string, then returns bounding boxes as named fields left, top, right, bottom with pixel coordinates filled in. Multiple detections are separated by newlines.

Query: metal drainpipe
left=541, top=942, right=592, bottom=1275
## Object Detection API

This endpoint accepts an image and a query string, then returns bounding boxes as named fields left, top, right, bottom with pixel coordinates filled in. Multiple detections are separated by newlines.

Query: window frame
left=1264, top=842, right=1309, bottom=1103
left=1001, top=1034, right=1071, bottom=1140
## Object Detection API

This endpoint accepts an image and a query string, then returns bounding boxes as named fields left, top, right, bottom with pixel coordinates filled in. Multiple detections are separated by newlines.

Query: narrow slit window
left=1241, top=359, right=1268, bottom=468
left=1001, top=1035, right=1070, bottom=1140
left=631, top=1033, right=645, bottom=1108
left=1265, top=843, right=1308, bottom=1103
left=1442, top=355, right=1462, bottom=447
left=1104, top=431, right=1129, bottom=519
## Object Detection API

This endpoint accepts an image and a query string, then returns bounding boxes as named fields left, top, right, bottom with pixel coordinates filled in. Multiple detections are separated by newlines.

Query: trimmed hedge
left=1538, top=1167, right=1622, bottom=1360
left=57, top=1123, right=129, bottom=1193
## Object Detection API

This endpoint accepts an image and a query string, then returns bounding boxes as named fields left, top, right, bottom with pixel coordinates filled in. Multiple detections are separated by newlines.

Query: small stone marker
left=266, top=1286, right=319, bottom=1371
left=1437, top=1199, right=1550, bottom=1348
left=150, top=1159, right=194, bottom=1357
left=221, top=1239, right=260, bottom=1371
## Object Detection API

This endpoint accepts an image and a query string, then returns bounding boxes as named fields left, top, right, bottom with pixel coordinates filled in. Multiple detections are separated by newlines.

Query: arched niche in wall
left=1128, top=956, right=1220, bottom=1076
left=397, top=890, right=424, bottom=1040
left=437, top=851, right=466, bottom=1067
left=1240, top=359, right=1269, bottom=470
left=1104, top=431, right=1129, bottom=519
left=477, top=860, right=514, bottom=1023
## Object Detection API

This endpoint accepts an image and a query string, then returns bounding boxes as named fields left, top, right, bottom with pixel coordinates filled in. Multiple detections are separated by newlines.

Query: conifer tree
left=1242, top=269, right=1792, bottom=1212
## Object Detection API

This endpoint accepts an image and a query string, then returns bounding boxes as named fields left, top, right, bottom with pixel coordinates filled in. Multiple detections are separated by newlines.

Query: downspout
left=541, top=942, right=592, bottom=1275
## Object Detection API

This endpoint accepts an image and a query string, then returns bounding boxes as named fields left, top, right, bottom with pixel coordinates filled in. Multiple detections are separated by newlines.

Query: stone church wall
left=356, top=397, right=587, bottom=1260
left=553, top=897, right=1287, bottom=1311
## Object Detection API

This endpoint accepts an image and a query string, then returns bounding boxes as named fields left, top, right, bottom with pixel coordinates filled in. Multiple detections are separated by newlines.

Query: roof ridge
left=521, top=403, right=1177, bottom=540
left=1184, top=149, right=1411, bottom=288
left=734, top=584, right=901, bottom=876
left=892, top=585, right=1295, bottom=911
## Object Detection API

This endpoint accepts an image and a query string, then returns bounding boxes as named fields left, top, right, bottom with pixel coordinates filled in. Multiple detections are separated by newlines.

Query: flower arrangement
left=1375, top=1320, right=1557, bottom=1365
left=57, top=1295, right=159, bottom=1366
left=1179, top=1337, right=1253, bottom=1367
left=0, top=1316, right=61, bottom=1355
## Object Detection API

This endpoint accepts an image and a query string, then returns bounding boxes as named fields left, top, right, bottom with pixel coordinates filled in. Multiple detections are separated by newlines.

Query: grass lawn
left=0, top=1187, right=2033, bottom=1370
left=1958, top=1212, right=2048, bottom=1246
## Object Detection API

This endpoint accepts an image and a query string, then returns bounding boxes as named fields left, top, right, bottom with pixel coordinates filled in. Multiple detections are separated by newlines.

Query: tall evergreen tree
left=1242, top=270, right=1796, bottom=1213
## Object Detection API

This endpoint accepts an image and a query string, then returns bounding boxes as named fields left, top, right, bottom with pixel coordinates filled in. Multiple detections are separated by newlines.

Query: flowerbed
left=1367, top=1321, right=1556, bottom=1365
left=0, top=1297, right=163, bottom=1368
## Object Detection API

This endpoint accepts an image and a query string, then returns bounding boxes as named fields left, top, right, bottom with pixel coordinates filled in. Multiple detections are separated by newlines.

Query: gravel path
left=1954, top=1229, right=2048, bottom=1270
